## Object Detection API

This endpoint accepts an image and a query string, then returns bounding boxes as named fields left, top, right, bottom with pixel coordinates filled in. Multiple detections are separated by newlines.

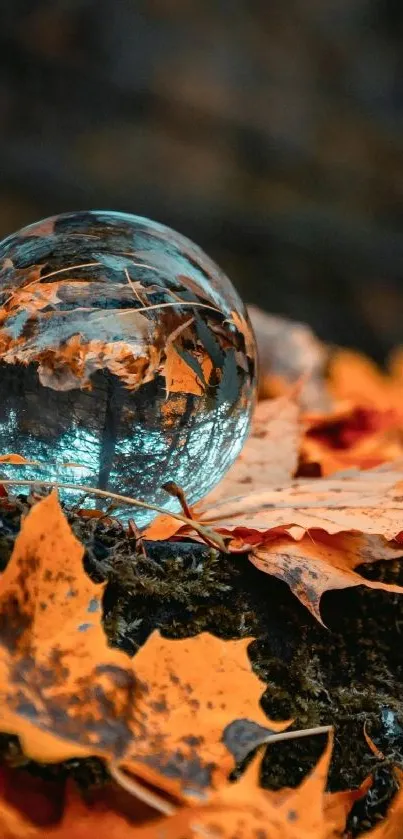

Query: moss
left=1, top=496, right=403, bottom=833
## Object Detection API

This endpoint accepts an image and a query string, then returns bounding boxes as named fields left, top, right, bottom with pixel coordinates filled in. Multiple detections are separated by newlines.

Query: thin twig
left=259, top=724, right=332, bottom=748
left=0, top=478, right=226, bottom=550
left=109, top=765, right=176, bottom=816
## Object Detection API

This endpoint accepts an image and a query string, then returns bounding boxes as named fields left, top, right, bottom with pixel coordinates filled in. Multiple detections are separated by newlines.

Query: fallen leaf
left=119, top=632, right=289, bottom=797
left=153, top=459, right=403, bottom=549
left=328, top=350, right=403, bottom=413
left=142, top=512, right=182, bottom=542
left=0, top=491, right=132, bottom=763
left=250, top=531, right=403, bottom=623
left=0, top=764, right=63, bottom=834
left=363, top=723, right=385, bottom=760
left=0, top=797, right=39, bottom=839
left=248, top=306, right=330, bottom=412
left=132, top=734, right=351, bottom=839
left=196, top=461, right=403, bottom=542
left=301, top=405, right=403, bottom=477
left=0, top=493, right=286, bottom=800
left=324, top=776, right=373, bottom=838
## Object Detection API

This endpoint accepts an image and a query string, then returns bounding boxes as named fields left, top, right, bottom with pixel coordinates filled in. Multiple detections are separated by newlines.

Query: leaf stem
left=0, top=478, right=226, bottom=550
left=260, top=724, right=332, bottom=747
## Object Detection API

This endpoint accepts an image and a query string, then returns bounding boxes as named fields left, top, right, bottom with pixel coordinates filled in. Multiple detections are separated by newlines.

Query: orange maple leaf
left=301, top=404, right=403, bottom=477
left=0, top=749, right=397, bottom=839
left=298, top=349, right=403, bottom=477
left=0, top=493, right=287, bottom=800
left=120, top=734, right=364, bottom=839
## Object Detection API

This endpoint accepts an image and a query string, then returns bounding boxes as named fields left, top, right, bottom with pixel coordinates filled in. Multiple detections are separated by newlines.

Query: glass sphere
left=0, top=211, right=257, bottom=526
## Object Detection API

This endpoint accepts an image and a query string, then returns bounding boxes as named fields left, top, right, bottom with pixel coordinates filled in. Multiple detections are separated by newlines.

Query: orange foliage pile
left=2, top=324, right=403, bottom=836
left=145, top=350, right=403, bottom=623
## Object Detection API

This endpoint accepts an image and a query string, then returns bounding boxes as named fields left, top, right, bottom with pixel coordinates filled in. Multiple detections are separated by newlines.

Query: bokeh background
left=1, top=0, right=403, bottom=359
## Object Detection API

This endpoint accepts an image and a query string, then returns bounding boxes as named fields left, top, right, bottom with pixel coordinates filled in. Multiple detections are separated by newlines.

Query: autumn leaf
left=248, top=305, right=330, bottom=412
left=250, top=531, right=403, bottom=623
left=0, top=493, right=286, bottom=799
left=0, top=764, right=64, bottom=837
left=149, top=459, right=403, bottom=546
left=196, top=460, right=403, bottom=541
left=129, top=734, right=358, bottom=839
left=301, top=404, right=403, bottom=477
left=145, top=390, right=403, bottom=619
left=0, top=796, right=39, bottom=839
left=0, top=491, right=133, bottom=763
left=120, top=631, right=289, bottom=797
left=329, top=350, right=403, bottom=412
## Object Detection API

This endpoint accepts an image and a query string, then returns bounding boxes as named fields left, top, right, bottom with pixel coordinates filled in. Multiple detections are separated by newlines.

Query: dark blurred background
left=1, top=1, right=403, bottom=359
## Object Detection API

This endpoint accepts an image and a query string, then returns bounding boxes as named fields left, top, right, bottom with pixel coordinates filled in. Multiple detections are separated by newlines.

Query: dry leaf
left=0, top=764, right=63, bottom=837
left=0, top=493, right=286, bottom=799
left=248, top=306, right=330, bottom=412
left=250, top=531, right=403, bottom=623
left=120, top=631, right=289, bottom=797
left=329, top=350, right=403, bottom=412
left=301, top=405, right=403, bottom=477
left=151, top=460, right=403, bottom=546
left=0, top=491, right=132, bottom=763
left=132, top=734, right=347, bottom=839
left=145, top=396, right=403, bottom=620
left=196, top=461, right=403, bottom=541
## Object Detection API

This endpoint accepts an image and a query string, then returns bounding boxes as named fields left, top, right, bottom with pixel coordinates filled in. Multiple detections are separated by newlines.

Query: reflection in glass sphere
left=0, top=211, right=257, bottom=526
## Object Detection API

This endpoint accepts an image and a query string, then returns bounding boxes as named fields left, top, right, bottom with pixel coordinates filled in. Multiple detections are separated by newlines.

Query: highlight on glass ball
left=0, top=211, right=257, bottom=525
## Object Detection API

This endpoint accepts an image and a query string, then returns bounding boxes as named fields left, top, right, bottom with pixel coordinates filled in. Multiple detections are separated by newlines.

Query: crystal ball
left=0, top=211, right=257, bottom=526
